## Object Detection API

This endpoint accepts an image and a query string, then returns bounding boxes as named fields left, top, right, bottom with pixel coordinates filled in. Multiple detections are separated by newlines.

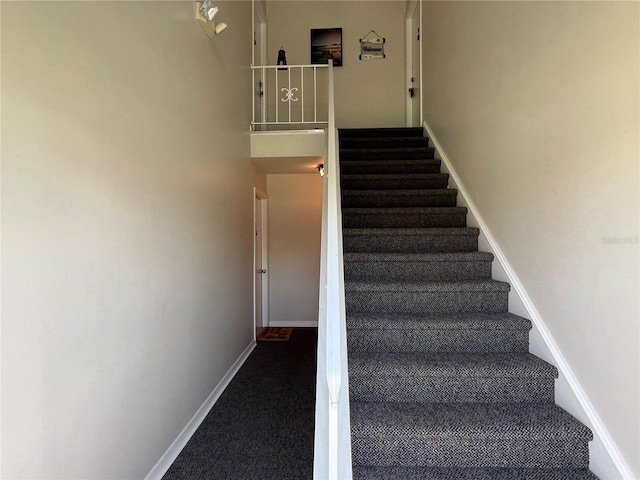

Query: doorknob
left=260, top=269, right=267, bottom=274
left=408, top=87, right=415, bottom=98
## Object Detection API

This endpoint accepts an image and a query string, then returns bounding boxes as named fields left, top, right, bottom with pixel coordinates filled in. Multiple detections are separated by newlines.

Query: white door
left=254, top=190, right=268, bottom=336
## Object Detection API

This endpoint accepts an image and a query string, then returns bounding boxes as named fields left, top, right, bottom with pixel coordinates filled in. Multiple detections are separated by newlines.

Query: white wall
left=1, top=2, right=265, bottom=479
left=422, top=2, right=639, bottom=478
left=266, top=1, right=406, bottom=128
left=267, top=174, right=323, bottom=326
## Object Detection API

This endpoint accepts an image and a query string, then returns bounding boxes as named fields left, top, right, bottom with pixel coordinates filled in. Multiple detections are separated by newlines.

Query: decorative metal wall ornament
left=359, top=30, right=385, bottom=60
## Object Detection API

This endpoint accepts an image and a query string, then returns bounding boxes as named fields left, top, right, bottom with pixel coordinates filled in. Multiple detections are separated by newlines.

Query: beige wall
left=267, top=174, right=323, bottom=326
left=266, top=1, right=406, bottom=128
left=1, top=2, right=264, bottom=479
left=422, top=2, right=639, bottom=477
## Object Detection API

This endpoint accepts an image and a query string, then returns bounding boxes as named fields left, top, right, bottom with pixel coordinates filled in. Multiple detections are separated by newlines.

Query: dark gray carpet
left=162, top=328, right=317, bottom=480
left=340, top=128, right=598, bottom=479
left=352, top=466, right=599, bottom=480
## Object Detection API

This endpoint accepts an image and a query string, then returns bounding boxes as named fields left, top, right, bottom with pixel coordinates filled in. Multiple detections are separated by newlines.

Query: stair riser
left=345, top=291, right=508, bottom=315
left=351, top=438, right=590, bottom=469
left=344, top=261, right=491, bottom=282
left=342, top=194, right=457, bottom=208
left=341, top=148, right=435, bottom=161
left=349, top=377, right=555, bottom=403
left=341, top=138, right=430, bottom=149
left=341, top=177, right=448, bottom=190
left=347, top=329, right=529, bottom=353
left=343, top=234, right=478, bottom=253
left=343, top=212, right=466, bottom=229
left=341, top=163, right=441, bottom=175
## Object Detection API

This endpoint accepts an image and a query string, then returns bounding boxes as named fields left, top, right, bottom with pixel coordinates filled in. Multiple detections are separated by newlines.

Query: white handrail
left=313, top=60, right=353, bottom=480
left=254, top=64, right=329, bottom=69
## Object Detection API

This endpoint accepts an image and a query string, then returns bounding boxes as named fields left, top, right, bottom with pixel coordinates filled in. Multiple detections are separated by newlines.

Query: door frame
left=253, top=188, right=269, bottom=338
left=252, top=0, right=267, bottom=124
left=405, top=0, right=423, bottom=127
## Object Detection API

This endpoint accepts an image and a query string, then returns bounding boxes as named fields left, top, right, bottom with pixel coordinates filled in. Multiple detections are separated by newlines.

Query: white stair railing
left=313, top=60, right=353, bottom=480
left=251, top=64, right=329, bottom=130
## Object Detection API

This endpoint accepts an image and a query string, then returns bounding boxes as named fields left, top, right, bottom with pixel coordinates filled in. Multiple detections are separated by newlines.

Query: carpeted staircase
left=339, top=127, right=598, bottom=480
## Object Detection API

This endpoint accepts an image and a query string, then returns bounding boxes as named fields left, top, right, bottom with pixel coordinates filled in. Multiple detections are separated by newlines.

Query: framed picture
left=359, top=30, right=385, bottom=60
left=311, top=28, right=342, bottom=67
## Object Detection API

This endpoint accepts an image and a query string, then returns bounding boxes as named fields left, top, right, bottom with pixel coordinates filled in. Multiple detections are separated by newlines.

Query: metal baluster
left=261, top=68, right=266, bottom=124
left=314, top=66, right=318, bottom=123
left=252, top=67, right=255, bottom=127
left=288, top=66, right=292, bottom=123
left=301, top=66, right=305, bottom=123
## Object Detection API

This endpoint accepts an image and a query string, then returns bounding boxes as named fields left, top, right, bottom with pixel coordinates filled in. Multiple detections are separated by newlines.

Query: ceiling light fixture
left=196, top=1, right=228, bottom=38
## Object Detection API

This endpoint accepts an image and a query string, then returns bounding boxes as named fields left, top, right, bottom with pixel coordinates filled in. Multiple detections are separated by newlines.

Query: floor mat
left=257, top=327, right=293, bottom=341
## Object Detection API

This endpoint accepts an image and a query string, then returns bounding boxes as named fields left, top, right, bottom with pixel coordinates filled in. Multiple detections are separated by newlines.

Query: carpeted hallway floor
left=163, top=328, right=317, bottom=480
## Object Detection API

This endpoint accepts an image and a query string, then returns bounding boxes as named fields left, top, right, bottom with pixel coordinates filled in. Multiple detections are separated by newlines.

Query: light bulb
left=199, top=1, right=218, bottom=21
left=205, top=6, right=218, bottom=21
left=215, top=22, right=228, bottom=35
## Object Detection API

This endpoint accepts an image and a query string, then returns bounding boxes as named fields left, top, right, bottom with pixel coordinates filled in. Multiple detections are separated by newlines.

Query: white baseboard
left=144, top=340, right=257, bottom=480
left=423, top=120, right=634, bottom=480
left=268, top=320, right=318, bottom=327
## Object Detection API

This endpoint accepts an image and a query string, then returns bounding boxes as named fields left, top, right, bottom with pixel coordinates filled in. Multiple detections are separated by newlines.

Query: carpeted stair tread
left=348, top=353, right=557, bottom=402
left=342, top=206, right=466, bottom=214
left=345, top=280, right=509, bottom=315
left=343, top=188, right=456, bottom=197
left=350, top=401, right=593, bottom=446
left=352, top=466, right=599, bottom=480
left=342, top=172, right=435, bottom=180
left=346, top=312, right=531, bottom=354
left=348, top=352, right=557, bottom=379
left=341, top=135, right=429, bottom=143
left=343, top=227, right=479, bottom=237
left=343, top=227, right=480, bottom=253
left=342, top=173, right=448, bottom=187
left=343, top=207, right=466, bottom=229
left=341, top=136, right=430, bottom=149
left=341, top=159, right=441, bottom=175
left=344, top=251, right=493, bottom=263
left=341, top=147, right=436, bottom=161
left=349, top=352, right=556, bottom=403
left=345, top=279, right=510, bottom=293
left=341, top=147, right=434, bottom=155
left=344, top=252, right=493, bottom=281
left=346, top=311, right=531, bottom=330
left=342, top=189, right=457, bottom=208
left=350, top=402, right=593, bottom=467
left=339, top=127, right=424, bottom=138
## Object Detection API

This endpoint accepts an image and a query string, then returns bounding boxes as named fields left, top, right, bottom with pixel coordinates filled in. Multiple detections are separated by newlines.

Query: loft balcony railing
left=251, top=64, right=329, bottom=130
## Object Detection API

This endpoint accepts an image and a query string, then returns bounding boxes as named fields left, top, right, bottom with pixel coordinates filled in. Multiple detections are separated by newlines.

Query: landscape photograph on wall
left=311, top=28, right=342, bottom=66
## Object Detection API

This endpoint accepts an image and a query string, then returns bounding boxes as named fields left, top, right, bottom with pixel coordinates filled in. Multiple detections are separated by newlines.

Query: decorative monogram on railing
left=280, top=87, right=299, bottom=103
